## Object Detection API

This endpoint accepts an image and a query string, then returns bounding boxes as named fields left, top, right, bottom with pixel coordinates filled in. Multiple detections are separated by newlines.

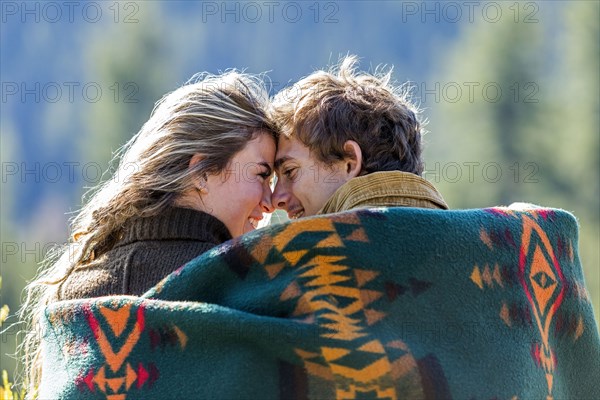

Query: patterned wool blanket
left=39, top=205, right=600, bottom=399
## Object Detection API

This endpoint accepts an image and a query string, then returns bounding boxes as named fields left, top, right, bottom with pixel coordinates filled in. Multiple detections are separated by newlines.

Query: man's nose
left=271, top=182, right=289, bottom=210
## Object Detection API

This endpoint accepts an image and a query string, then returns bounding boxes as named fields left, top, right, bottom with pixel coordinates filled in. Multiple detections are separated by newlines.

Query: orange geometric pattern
left=470, top=263, right=503, bottom=289
left=88, top=305, right=144, bottom=373
left=259, top=217, right=424, bottom=399
left=519, top=215, right=565, bottom=400
left=476, top=208, right=575, bottom=400
left=79, top=303, right=147, bottom=398
left=78, top=302, right=188, bottom=399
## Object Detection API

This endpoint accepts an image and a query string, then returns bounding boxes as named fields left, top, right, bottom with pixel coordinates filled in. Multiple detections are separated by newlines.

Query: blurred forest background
left=1, top=0, right=598, bottom=384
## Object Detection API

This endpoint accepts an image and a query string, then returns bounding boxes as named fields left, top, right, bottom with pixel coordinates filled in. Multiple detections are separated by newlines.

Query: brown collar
left=318, top=171, right=448, bottom=214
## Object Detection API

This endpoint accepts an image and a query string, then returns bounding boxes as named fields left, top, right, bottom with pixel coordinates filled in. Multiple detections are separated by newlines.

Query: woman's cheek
left=246, top=182, right=263, bottom=207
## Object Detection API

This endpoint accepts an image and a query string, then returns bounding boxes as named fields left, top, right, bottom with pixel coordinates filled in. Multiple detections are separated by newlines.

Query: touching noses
left=260, top=184, right=275, bottom=213
left=271, top=181, right=289, bottom=210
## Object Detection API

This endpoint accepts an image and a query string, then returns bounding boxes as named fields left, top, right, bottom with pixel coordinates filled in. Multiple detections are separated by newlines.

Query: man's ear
left=342, top=140, right=363, bottom=179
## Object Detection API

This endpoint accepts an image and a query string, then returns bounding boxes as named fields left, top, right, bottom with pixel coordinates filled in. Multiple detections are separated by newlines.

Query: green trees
left=80, top=2, right=178, bottom=169
left=1, top=2, right=598, bottom=390
left=425, top=1, right=599, bottom=319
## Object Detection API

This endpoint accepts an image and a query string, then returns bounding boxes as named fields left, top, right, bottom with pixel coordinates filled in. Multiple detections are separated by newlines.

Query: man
left=270, top=55, right=448, bottom=218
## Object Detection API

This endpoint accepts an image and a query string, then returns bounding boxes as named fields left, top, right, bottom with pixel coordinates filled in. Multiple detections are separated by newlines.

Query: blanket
left=39, top=205, right=600, bottom=399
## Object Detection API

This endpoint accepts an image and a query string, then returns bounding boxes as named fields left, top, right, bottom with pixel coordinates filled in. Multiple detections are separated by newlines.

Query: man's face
left=272, top=136, right=347, bottom=218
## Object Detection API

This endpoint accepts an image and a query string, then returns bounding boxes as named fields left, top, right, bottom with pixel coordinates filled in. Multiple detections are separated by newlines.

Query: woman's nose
left=261, top=187, right=275, bottom=213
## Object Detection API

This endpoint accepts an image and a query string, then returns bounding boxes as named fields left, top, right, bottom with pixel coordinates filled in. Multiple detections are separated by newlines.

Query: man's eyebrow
left=274, top=156, right=291, bottom=170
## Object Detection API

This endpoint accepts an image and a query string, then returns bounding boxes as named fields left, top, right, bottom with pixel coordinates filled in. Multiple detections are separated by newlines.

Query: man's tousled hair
left=271, top=55, right=424, bottom=175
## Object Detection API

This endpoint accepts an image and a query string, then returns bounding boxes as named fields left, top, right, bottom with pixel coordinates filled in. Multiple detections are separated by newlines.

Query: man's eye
left=283, top=168, right=296, bottom=178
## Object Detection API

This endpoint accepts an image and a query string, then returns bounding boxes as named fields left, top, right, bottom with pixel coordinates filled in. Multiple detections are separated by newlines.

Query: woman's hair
left=18, top=71, right=276, bottom=397
left=270, top=55, right=424, bottom=175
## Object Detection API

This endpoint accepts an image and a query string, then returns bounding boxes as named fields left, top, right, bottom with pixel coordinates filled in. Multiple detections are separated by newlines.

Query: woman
left=20, top=71, right=277, bottom=395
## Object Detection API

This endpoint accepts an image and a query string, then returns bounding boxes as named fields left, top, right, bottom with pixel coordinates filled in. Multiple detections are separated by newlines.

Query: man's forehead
left=275, top=136, right=310, bottom=167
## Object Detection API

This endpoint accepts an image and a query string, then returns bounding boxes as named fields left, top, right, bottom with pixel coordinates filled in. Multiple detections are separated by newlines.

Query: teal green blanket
left=40, top=206, right=600, bottom=399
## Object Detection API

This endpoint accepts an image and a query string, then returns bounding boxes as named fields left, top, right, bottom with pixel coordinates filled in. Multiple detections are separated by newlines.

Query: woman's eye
left=258, top=170, right=272, bottom=181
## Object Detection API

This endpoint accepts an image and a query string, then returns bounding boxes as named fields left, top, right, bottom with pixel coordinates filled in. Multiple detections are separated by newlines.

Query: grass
left=0, top=277, right=23, bottom=400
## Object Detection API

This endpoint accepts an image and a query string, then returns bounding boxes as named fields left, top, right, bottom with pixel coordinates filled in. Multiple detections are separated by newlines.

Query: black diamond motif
left=533, top=271, right=556, bottom=289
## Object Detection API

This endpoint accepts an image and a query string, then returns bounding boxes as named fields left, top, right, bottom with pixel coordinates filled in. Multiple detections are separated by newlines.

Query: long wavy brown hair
left=18, top=71, right=276, bottom=397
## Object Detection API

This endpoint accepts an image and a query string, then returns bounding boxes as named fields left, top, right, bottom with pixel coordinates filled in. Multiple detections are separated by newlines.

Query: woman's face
left=202, top=132, right=276, bottom=237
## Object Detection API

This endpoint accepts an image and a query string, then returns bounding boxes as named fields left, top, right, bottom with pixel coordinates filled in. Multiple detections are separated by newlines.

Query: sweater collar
left=318, top=171, right=448, bottom=215
left=116, top=207, right=232, bottom=247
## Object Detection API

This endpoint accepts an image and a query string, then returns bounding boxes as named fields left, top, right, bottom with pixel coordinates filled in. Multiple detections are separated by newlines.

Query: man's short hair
left=271, top=55, right=424, bottom=175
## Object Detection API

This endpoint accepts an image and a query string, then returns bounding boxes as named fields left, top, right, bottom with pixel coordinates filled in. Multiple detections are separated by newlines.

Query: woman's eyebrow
left=258, top=161, right=273, bottom=174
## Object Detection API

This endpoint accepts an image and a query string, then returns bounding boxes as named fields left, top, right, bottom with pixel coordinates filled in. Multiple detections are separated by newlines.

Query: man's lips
left=288, top=209, right=304, bottom=219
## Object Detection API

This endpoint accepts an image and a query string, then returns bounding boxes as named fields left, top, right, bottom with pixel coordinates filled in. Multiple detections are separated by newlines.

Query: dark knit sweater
left=60, top=207, right=232, bottom=300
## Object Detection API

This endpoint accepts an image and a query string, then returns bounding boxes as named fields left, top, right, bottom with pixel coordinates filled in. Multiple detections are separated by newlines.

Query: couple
left=38, top=55, right=447, bottom=302
left=22, top=55, right=446, bottom=390
left=23, top=55, right=446, bottom=389
left=23, top=57, right=600, bottom=399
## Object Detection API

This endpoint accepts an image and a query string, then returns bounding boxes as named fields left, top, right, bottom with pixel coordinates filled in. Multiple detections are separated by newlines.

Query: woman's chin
left=243, top=222, right=257, bottom=235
